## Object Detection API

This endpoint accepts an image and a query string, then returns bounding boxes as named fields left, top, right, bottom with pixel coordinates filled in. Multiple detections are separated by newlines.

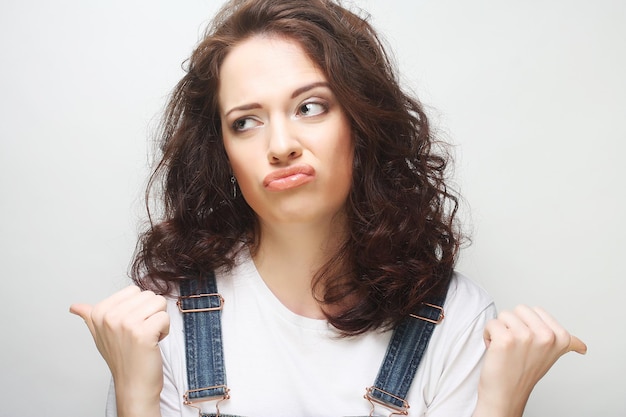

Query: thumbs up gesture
left=70, top=286, right=169, bottom=417
left=474, top=305, right=587, bottom=417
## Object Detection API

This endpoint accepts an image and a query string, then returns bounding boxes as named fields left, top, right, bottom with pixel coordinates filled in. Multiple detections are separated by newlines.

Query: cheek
left=335, top=128, right=355, bottom=177
left=225, top=147, right=260, bottom=199
left=223, top=138, right=246, bottom=173
left=230, top=159, right=254, bottom=189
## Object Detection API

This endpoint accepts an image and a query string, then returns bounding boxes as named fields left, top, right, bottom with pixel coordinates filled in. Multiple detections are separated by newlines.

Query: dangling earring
left=230, top=175, right=237, bottom=199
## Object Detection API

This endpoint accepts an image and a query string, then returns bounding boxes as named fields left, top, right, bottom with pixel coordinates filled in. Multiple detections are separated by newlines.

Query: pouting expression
left=219, top=36, right=354, bottom=229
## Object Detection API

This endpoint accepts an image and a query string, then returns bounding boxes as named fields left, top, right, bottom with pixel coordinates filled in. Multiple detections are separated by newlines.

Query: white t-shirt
left=106, top=251, right=495, bottom=417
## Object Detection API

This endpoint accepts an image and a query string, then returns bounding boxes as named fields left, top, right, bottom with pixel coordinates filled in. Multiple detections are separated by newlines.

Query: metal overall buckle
left=409, top=302, right=444, bottom=324
left=183, top=385, right=230, bottom=417
left=177, top=293, right=224, bottom=313
left=364, top=386, right=410, bottom=416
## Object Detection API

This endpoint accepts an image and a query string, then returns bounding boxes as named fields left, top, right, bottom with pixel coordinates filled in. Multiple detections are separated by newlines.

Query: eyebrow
left=291, top=81, right=330, bottom=99
left=224, top=103, right=261, bottom=117
left=223, top=81, right=331, bottom=117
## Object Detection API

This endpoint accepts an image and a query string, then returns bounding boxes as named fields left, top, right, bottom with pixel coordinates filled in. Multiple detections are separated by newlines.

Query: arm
left=70, top=286, right=170, bottom=417
left=472, top=305, right=587, bottom=417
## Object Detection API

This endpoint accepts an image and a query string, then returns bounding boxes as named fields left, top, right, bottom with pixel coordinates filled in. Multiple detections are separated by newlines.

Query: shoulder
left=446, top=272, right=493, bottom=314
left=436, top=271, right=496, bottom=347
left=409, top=273, right=495, bottom=414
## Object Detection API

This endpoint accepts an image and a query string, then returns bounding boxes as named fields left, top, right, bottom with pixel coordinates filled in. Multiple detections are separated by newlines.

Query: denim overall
left=178, top=273, right=446, bottom=417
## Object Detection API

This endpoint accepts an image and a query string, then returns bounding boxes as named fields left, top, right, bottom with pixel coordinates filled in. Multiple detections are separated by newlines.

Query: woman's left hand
left=473, top=305, right=587, bottom=417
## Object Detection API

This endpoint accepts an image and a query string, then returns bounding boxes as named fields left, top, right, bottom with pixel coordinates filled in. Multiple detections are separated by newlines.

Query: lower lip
left=265, top=173, right=314, bottom=191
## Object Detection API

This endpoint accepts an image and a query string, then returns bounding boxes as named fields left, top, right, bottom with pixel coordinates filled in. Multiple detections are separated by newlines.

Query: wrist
left=116, top=397, right=161, bottom=417
left=472, top=387, right=530, bottom=417
left=113, top=380, right=162, bottom=417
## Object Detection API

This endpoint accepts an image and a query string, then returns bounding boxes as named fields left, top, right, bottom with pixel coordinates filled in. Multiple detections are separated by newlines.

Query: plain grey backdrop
left=1, top=0, right=624, bottom=416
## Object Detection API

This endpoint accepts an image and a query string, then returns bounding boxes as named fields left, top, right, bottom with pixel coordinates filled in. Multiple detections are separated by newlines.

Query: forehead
left=217, top=35, right=327, bottom=111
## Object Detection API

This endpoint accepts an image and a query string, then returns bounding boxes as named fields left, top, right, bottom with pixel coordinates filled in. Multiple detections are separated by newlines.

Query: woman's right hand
left=70, top=286, right=169, bottom=417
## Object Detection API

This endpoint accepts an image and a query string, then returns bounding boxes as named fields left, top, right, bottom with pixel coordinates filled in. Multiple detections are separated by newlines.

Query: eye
left=232, top=117, right=261, bottom=132
left=297, top=101, right=327, bottom=117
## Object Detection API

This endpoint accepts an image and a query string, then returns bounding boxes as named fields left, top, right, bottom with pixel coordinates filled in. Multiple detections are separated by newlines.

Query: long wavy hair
left=132, top=0, right=462, bottom=336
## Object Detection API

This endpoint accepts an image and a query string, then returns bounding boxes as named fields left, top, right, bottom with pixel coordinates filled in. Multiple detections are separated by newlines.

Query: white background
left=1, top=1, right=624, bottom=416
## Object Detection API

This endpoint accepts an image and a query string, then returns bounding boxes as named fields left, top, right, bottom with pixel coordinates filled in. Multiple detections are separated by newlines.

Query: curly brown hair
left=132, top=0, right=462, bottom=336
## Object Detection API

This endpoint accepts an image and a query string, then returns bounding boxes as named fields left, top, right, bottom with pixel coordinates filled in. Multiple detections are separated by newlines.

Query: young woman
left=70, top=1, right=586, bottom=416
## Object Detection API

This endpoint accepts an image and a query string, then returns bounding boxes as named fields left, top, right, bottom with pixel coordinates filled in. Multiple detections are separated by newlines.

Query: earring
left=230, top=175, right=237, bottom=199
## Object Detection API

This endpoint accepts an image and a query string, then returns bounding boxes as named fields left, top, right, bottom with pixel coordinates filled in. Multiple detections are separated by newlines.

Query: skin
left=219, top=36, right=354, bottom=318
left=474, top=306, right=586, bottom=417
left=70, top=287, right=168, bottom=417
left=70, top=35, right=586, bottom=417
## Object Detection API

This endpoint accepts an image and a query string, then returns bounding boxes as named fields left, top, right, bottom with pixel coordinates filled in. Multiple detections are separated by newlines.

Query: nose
left=267, top=117, right=302, bottom=164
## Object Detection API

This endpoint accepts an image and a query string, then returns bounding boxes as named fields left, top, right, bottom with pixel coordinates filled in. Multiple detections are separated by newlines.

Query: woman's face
left=219, top=36, right=353, bottom=228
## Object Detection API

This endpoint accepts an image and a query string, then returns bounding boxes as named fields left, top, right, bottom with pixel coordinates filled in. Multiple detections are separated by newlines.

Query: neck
left=252, top=214, right=347, bottom=319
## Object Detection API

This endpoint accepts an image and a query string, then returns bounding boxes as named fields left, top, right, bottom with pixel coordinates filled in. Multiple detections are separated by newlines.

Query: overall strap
left=365, top=291, right=448, bottom=416
left=178, top=273, right=230, bottom=409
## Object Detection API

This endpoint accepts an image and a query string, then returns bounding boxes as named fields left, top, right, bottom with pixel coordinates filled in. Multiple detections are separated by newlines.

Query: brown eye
left=232, top=117, right=261, bottom=132
left=298, top=102, right=327, bottom=117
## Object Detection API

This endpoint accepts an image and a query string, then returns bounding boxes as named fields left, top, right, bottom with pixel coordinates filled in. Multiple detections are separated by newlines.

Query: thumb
left=70, top=303, right=97, bottom=336
left=69, top=303, right=93, bottom=323
left=567, top=335, right=588, bottom=355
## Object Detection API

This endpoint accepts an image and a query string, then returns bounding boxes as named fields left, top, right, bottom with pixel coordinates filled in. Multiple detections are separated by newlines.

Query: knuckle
left=554, top=327, right=571, bottom=347
left=101, top=310, right=122, bottom=329
left=517, top=328, right=533, bottom=345
left=513, top=304, right=529, bottom=315
left=90, top=306, right=109, bottom=327
left=497, top=332, right=516, bottom=349
left=497, top=310, right=516, bottom=325
left=535, top=328, right=557, bottom=346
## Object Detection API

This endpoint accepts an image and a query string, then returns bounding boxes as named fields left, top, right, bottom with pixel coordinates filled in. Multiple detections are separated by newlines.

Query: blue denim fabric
left=180, top=274, right=447, bottom=417
left=179, top=274, right=228, bottom=403
left=367, top=301, right=446, bottom=412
